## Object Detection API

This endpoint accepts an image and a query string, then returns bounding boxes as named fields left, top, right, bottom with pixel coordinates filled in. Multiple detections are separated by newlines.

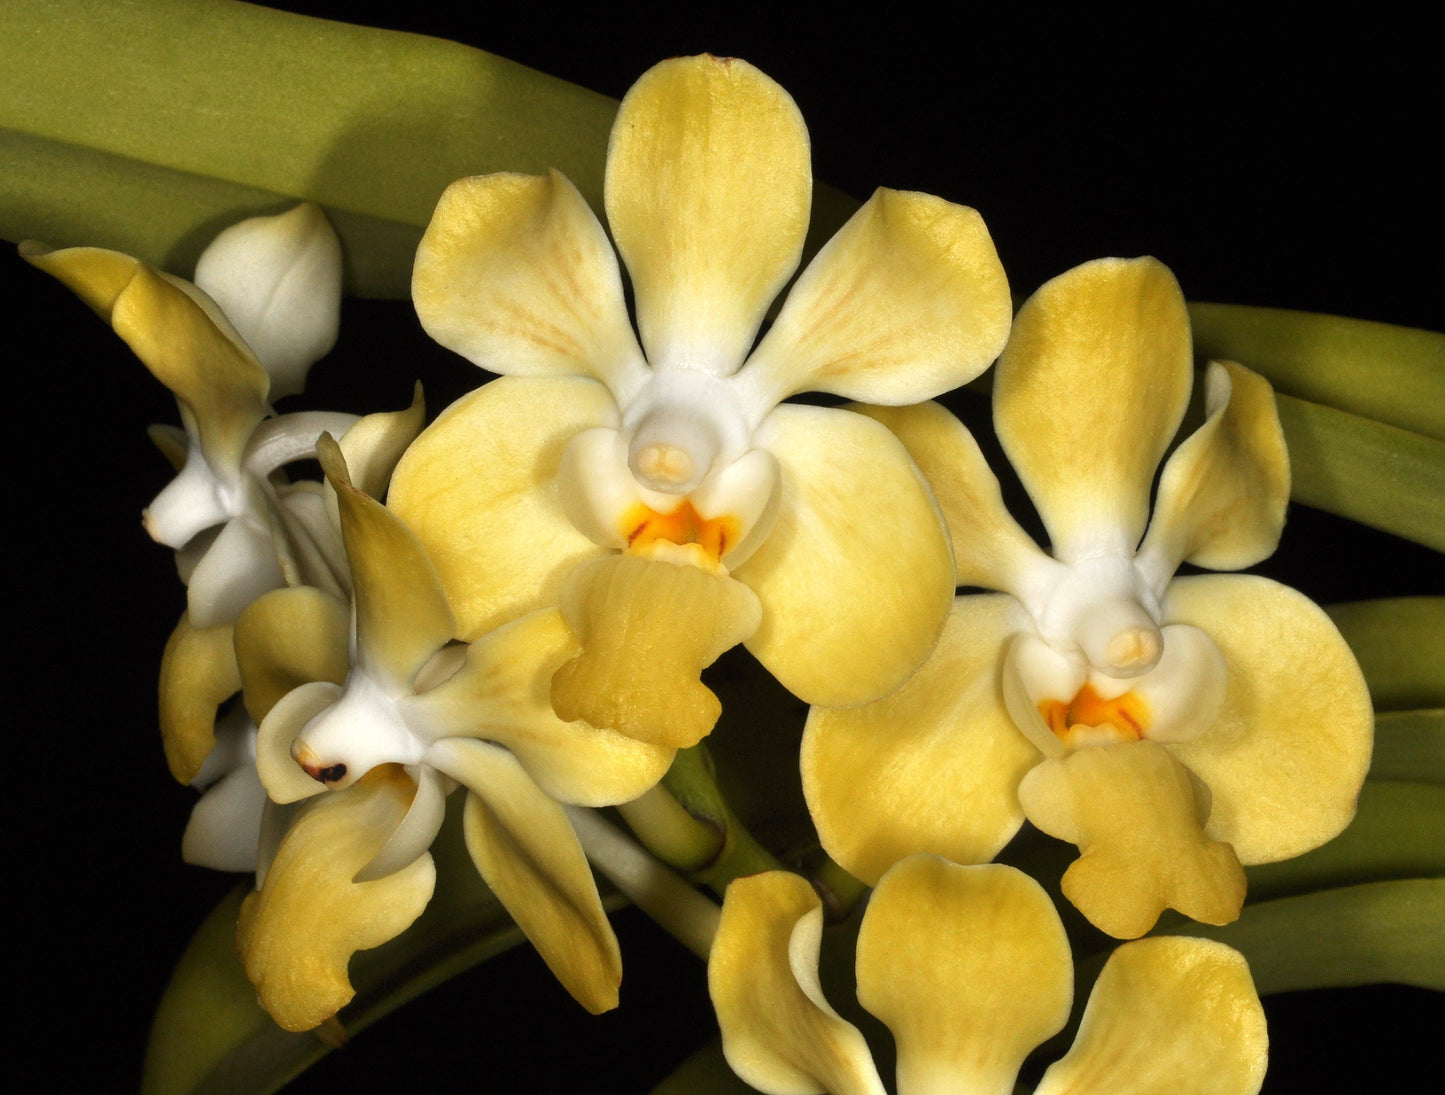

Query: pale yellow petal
left=430, top=738, right=621, bottom=1014
left=406, top=608, right=675, bottom=805
left=1035, top=937, right=1267, bottom=1095
left=237, top=766, right=436, bottom=1031
left=605, top=55, right=810, bottom=373
left=319, top=436, right=456, bottom=692
left=709, top=871, right=886, bottom=1095
left=735, top=404, right=954, bottom=705
left=413, top=170, right=646, bottom=391
left=993, top=257, right=1193, bottom=558
left=1138, top=361, right=1290, bottom=583
left=855, top=858, right=1073, bottom=1095
left=1164, top=574, right=1372, bottom=864
left=1018, top=742, right=1247, bottom=939
left=158, top=613, right=240, bottom=784
left=802, top=595, right=1036, bottom=885
left=388, top=375, right=613, bottom=637
left=552, top=554, right=762, bottom=748
left=254, top=679, right=339, bottom=804
left=111, top=264, right=272, bottom=471
left=233, top=586, right=350, bottom=724
left=336, top=381, right=427, bottom=504
left=853, top=401, right=1051, bottom=592
left=745, top=189, right=1010, bottom=406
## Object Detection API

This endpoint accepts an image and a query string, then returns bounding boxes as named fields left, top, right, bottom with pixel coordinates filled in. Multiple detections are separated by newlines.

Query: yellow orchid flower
left=709, top=856, right=1268, bottom=1095
left=804, top=257, right=1373, bottom=938
left=236, top=437, right=673, bottom=1031
left=388, top=54, right=1013, bottom=748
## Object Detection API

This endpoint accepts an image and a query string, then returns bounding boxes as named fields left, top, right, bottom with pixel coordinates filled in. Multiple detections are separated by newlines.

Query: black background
left=8, top=2, right=1440, bottom=1092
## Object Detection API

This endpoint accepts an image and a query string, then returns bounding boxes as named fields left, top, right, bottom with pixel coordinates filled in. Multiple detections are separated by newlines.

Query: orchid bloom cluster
left=27, top=51, right=1377, bottom=1095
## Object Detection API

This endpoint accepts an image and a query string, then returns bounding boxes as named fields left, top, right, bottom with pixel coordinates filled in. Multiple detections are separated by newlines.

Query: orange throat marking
left=1039, top=683, right=1150, bottom=746
left=621, top=499, right=740, bottom=565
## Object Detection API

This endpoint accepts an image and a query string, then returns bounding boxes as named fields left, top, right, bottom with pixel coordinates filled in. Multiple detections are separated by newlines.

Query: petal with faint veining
left=856, top=858, right=1073, bottom=1095
left=993, top=257, right=1192, bottom=559
left=745, top=189, right=1010, bottom=408
left=736, top=404, right=953, bottom=706
left=709, top=871, right=886, bottom=1095
left=388, top=375, right=613, bottom=637
left=854, top=401, right=1051, bottom=594
left=1137, top=361, right=1290, bottom=589
left=605, top=55, right=810, bottom=375
left=236, top=766, right=435, bottom=1031
left=431, top=738, right=622, bottom=1014
left=1035, top=937, right=1267, bottom=1095
left=413, top=170, right=646, bottom=394
left=803, top=595, right=1036, bottom=886
left=1164, top=574, right=1372, bottom=864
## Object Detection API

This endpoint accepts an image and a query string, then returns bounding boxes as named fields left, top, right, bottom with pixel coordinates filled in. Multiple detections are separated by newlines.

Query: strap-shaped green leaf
left=1328, top=598, right=1445, bottom=711
left=1242, top=781, right=1445, bottom=901
left=1370, top=710, right=1445, bottom=783
left=1158, top=878, right=1445, bottom=994
left=2, top=0, right=617, bottom=297
left=1190, top=303, right=1445, bottom=441
left=1276, top=395, right=1445, bottom=550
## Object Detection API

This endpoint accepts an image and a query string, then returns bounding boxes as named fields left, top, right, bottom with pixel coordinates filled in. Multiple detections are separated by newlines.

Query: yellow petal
left=552, top=554, right=762, bottom=748
left=237, top=766, right=436, bottom=1032
left=802, top=595, right=1036, bottom=885
left=233, top=586, right=350, bottom=725
left=388, top=375, right=612, bottom=637
left=854, top=401, right=1050, bottom=593
left=158, top=613, right=241, bottom=784
left=1164, top=574, right=1373, bottom=864
left=430, top=738, right=622, bottom=1014
left=335, top=381, right=427, bottom=504
left=1138, top=361, right=1290, bottom=582
left=413, top=170, right=646, bottom=392
left=254, top=679, right=339, bottom=804
left=709, top=871, right=887, bottom=1095
left=407, top=608, right=675, bottom=805
left=745, top=188, right=1010, bottom=406
left=111, top=264, right=272, bottom=471
left=20, top=240, right=141, bottom=316
left=1035, top=937, right=1267, bottom=1095
left=855, top=858, right=1073, bottom=1095
left=604, top=55, right=810, bottom=373
left=319, top=437, right=456, bottom=692
left=993, top=257, right=1193, bottom=558
left=1018, top=742, right=1247, bottom=939
left=736, top=404, right=954, bottom=705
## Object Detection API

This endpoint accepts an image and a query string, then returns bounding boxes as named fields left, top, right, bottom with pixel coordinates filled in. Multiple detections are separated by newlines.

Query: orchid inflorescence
left=26, top=53, right=1388, bottom=1095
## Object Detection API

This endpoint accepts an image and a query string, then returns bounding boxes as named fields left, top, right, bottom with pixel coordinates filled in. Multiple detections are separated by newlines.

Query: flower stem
left=568, top=805, right=721, bottom=960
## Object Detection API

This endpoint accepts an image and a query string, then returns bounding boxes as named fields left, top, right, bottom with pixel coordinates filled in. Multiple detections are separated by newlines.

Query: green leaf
left=2, top=0, right=617, bottom=297
left=1275, top=395, right=1445, bottom=550
left=1157, top=879, right=1445, bottom=995
left=1190, top=303, right=1445, bottom=441
left=1327, top=598, right=1445, bottom=710
left=1370, top=709, right=1445, bottom=783
left=1242, top=781, right=1445, bottom=902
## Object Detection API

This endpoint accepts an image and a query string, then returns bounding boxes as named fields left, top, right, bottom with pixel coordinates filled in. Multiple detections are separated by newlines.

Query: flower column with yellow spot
left=803, top=257, right=1373, bottom=938
left=388, top=54, right=1014, bottom=748
left=236, top=436, right=674, bottom=1031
